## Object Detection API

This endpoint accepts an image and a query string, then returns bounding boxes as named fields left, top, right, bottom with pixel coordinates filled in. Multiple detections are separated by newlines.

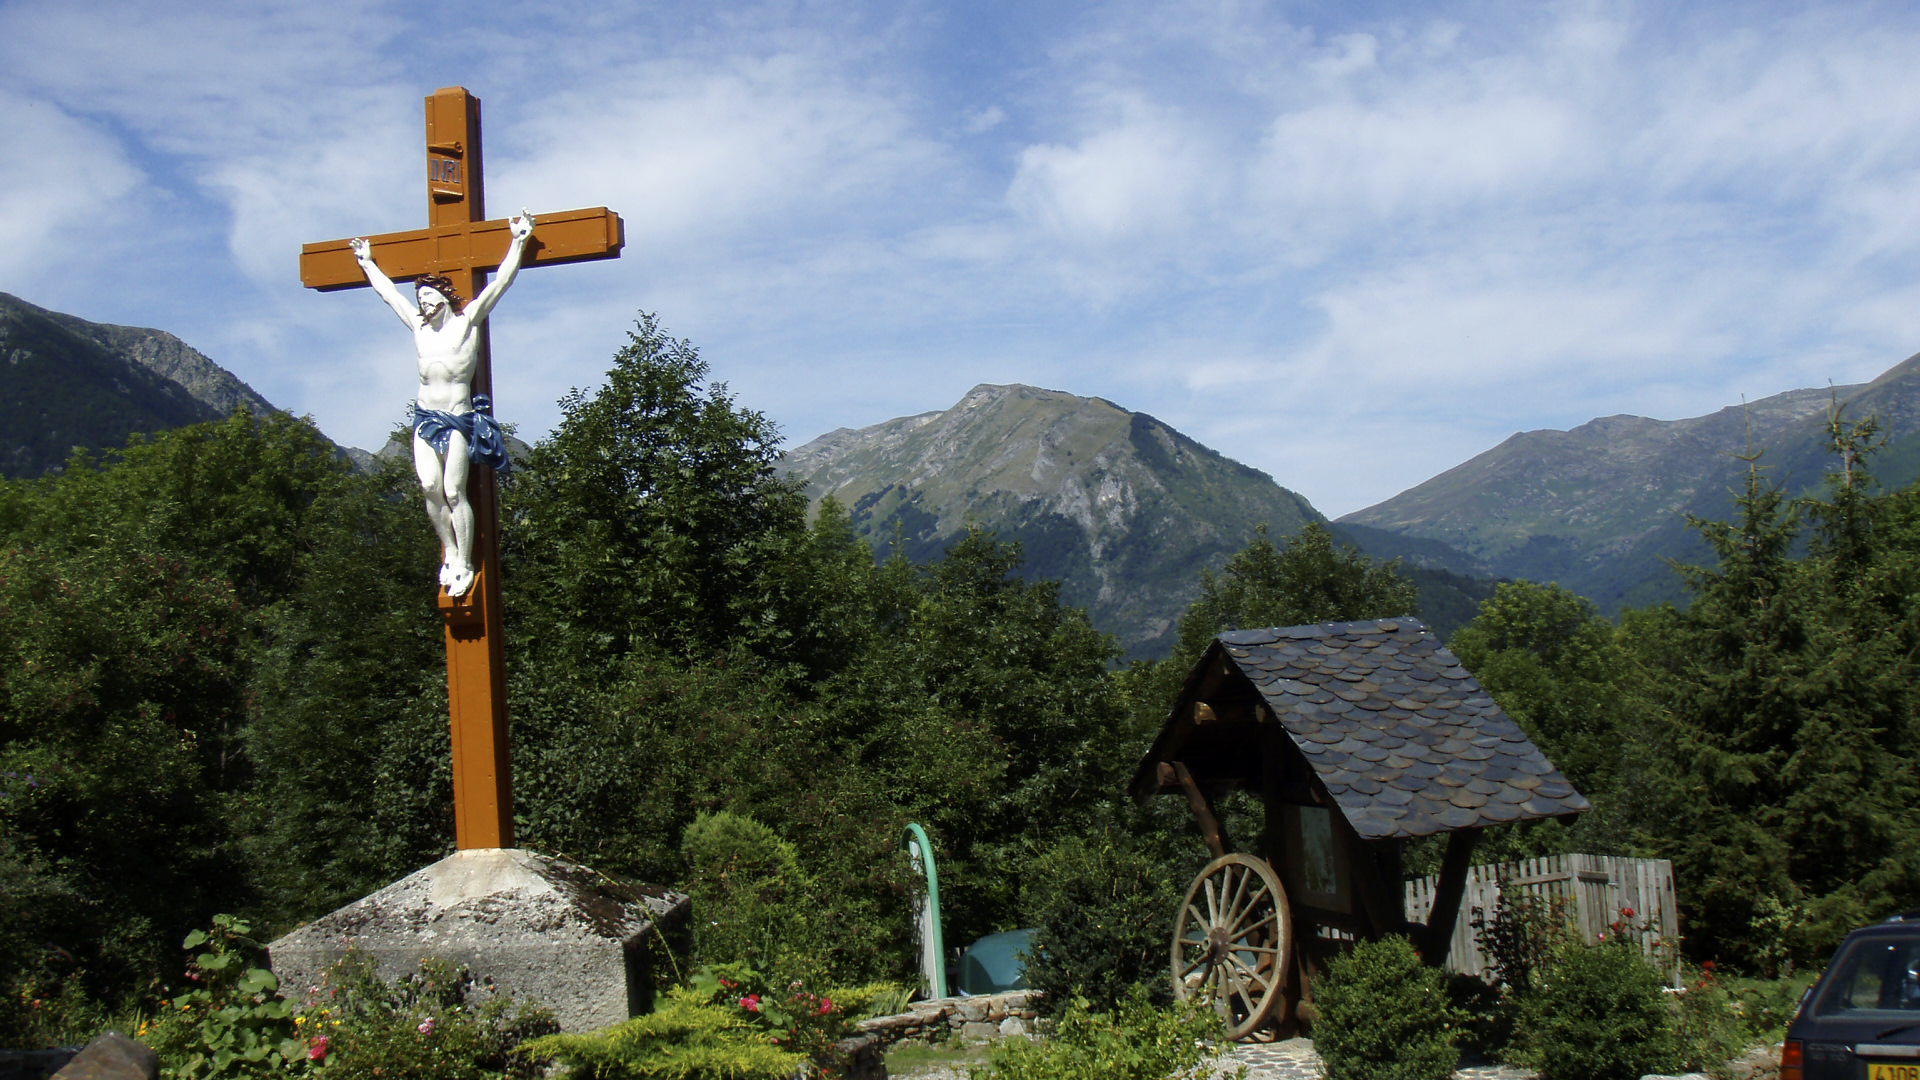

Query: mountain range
left=1, top=292, right=279, bottom=478
left=779, top=383, right=1330, bottom=657
left=11, top=290, right=1920, bottom=657
left=1340, top=352, right=1920, bottom=610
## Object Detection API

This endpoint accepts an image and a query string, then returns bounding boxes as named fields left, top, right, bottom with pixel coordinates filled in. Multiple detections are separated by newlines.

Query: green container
left=955, top=929, right=1036, bottom=995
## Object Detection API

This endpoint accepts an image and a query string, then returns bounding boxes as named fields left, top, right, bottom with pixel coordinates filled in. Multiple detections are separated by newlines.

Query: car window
left=1815, top=937, right=1920, bottom=1016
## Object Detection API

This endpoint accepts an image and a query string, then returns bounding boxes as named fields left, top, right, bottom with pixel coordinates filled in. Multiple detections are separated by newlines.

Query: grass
left=884, top=1039, right=998, bottom=1077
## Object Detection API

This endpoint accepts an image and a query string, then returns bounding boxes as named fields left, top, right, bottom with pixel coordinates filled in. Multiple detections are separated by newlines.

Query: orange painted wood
left=299, top=207, right=624, bottom=290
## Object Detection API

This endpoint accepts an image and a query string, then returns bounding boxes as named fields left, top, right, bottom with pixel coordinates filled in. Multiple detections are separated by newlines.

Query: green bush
left=1471, top=885, right=1575, bottom=996
left=970, top=988, right=1238, bottom=1080
left=682, top=962, right=900, bottom=1072
left=518, top=986, right=804, bottom=1080
left=1018, top=830, right=1190, bottom=1014
left=1672, top=963, right=1747, bottom=1080
left=680, top=811, right=833, bottom=979
left=142, top=916, right=305, bottom=1080
left=1724, top=969, right=1818, bottom=1043
left=308, top=953, right=557, bottom=1080
left=1516, top=941, right=1682, bottom=1080
left=1312, top=935, right=1462, bottom=1080
left=143, top=918, right=558, bottom=1080
left=1444, top=972, right=1512, bottom=1058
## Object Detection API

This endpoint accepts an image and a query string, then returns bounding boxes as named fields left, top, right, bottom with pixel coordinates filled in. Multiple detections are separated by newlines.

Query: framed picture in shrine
left=1278, top=802, right=1352, bottom=914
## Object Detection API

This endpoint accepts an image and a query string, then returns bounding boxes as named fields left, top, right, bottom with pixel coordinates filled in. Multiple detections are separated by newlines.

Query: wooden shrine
left=1128, top=618, right=1589, bottom=1039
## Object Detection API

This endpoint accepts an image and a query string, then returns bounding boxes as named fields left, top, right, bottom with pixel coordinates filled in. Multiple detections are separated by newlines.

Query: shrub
left=1515, top=940, right=1682, bottom=1080
left=1312, top=935, right=1462, bottom=1080
left=143, top=918, right=558, bottom=1080
left=306, top=953, right=558, bottom=1080
left=1018, top=830, right=1189, bottom=1014
left=683, top=962, right=900, bottom=1073
left=970, top=988, right=1238, bottom=1080
left=518, top=986, right=805, bottom=1080
left=1672, top=964, right=1748, bottom=1080
left=1724, top=968, right=1818, bottom=1043
left=680, top=811, right=831, bottom=979
left=1472, top=884, right=1575, bottom=996
left=1444, top=972, right=1512, bottom=1058
left=142, top=916, right=305, bottom=1080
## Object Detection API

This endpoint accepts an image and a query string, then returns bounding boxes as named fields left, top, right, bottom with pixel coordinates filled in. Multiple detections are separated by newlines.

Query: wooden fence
left=1404, top=853, right=1679, bottom=984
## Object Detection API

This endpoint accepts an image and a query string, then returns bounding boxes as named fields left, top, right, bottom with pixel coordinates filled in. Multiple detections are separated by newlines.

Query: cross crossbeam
left=300, top=207, right=623, bottom=290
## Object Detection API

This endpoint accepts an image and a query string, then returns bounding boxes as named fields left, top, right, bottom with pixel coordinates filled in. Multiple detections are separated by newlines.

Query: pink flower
left=817, top=998, right=834, bottom=1015
left=739, top=994, right=761, bottom=1012
left=308, top=1036, right=330, bottom=1062
left=417, top=1017, right=436, bottom=1035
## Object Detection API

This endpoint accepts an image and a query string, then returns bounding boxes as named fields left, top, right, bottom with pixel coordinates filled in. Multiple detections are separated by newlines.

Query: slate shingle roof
left=1194, top=618, right=1587, bottom=840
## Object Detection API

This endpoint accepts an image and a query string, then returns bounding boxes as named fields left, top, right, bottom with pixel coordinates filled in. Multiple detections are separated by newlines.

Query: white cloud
left=0, top=93, right=144, bottom=283
left=503, top=53, right=943, bottom=251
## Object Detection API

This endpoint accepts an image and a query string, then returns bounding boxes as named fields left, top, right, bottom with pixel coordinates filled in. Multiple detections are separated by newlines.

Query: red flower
left=308, top=1036, right=330, bottom=1062
left=1702, top=960, right=1716, bottom=972
left=817, top=998, right=834, bottom=1015
left=739, top=994, right=761, bottom=1012
left=1621, top=906, right=1636, bottom=919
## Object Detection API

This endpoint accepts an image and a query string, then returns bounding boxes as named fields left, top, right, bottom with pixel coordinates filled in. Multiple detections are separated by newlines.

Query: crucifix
left=300, top=86, right=624, bottom=850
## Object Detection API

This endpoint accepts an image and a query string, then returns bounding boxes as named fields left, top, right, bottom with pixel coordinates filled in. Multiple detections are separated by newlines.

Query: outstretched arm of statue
left=465, top=211, right=535, bottom=326
left=351, top=237, right=421, bottom=325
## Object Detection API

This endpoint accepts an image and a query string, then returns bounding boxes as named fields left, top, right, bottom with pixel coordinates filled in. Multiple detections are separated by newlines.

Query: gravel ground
left=889, top=1037, right=1782, bottom=1080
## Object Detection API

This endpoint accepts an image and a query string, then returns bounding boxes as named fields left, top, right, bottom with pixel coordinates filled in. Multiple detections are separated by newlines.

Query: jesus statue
left=350, top=211, right=534, bottom=598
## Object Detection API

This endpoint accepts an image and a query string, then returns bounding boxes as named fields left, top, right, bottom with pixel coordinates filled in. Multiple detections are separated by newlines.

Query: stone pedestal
left=267, top=849, right=689, bottom=1032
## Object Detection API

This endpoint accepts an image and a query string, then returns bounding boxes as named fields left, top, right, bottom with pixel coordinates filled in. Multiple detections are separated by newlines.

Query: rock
left=959, top=1021, right=1000, bottom=1042
left=0, top=1048, right=80, bottom=1080
left=998, top=1016, right=1030, bottom=1037
left=268, top=848, right=688, bottom=1032
left=50, top=1033, right=155, bottom=1080
left=956, top=999, right=989, bottom=1022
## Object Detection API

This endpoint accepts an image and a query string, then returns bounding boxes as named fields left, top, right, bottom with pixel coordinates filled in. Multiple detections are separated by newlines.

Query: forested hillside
left=2, top=315, right=1915, bottom=1043
left=0, top=292, right=280, bottom=478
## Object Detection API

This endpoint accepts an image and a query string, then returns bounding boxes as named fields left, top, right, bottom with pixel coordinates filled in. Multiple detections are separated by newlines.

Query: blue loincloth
left=408, top=395, right=511, bottom=472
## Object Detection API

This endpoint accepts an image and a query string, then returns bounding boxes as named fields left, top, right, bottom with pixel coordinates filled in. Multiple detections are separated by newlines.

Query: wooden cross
left=300, top=86, right=624, bottom=850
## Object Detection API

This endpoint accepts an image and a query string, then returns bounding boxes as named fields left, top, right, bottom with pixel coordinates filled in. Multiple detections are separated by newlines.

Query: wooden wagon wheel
left=1171, top=853, right=1292, bottom=1040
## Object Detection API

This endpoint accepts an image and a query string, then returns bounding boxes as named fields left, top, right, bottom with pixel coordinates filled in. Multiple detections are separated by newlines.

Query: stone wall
left=856, top=990, right=1041, bottom=1047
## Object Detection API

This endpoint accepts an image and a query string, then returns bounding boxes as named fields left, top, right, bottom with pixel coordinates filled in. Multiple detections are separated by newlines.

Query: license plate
left=1870, top=1063, right=1920, bottom=1080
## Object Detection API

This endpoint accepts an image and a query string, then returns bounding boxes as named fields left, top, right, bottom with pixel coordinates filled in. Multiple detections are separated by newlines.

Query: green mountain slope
left=1340, top=351, right=1920, bottom=610
left=1, top=292, right=279, bottom=477
left=781, top=383, right=1489, bottom=658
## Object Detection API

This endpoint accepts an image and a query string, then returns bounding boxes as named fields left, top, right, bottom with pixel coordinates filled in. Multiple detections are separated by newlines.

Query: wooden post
left=1419, top=828, right=1481, bottom=966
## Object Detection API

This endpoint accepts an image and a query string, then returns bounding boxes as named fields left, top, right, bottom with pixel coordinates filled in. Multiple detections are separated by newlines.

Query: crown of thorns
left=414, top=274, right=465, bottom=312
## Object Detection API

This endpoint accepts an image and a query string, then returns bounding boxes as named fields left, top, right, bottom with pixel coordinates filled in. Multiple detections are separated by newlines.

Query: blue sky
left=6, top=1, right=1920, bottom=517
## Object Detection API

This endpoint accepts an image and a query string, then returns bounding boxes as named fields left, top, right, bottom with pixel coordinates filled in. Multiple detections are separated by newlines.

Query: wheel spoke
left=1225, top=881, right=1270, bottom=932
left=1222, top=865, right=1250, bottom=928
left=1225, top=953, right=1272, bottom=992
left=1229, top=911, right=1277, bottom=944
left=1231, top=976, right=1259, bottom=1017
left=1178, top=952, right=1210, bottom=978
left=1183, top=903, right=1209, bottom=936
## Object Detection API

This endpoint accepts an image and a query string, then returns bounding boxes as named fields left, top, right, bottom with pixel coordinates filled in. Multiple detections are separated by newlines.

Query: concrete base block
left=267, top=849, right=689, bottom=1033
